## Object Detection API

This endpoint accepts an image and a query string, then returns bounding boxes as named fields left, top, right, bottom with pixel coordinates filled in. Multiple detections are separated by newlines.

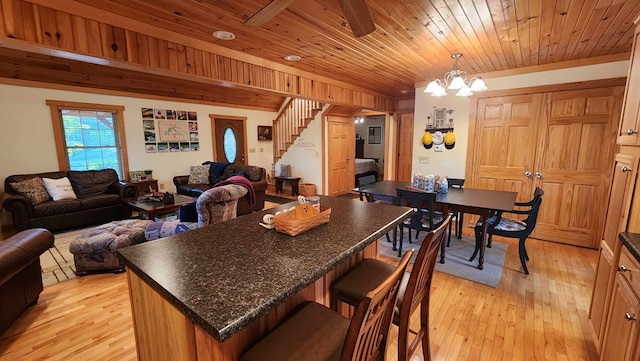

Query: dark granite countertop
left=619, top=232, right=640, bottom=262
left=118, top=196, right=413, bottom=342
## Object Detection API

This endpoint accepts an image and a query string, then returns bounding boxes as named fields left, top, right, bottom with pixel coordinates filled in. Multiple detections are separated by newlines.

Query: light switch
left=249, top=148, right=256, bottom=153
left=419, top=156, right=430, bottom=164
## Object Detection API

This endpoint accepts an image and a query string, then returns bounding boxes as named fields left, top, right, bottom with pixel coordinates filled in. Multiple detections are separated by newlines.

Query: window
left=46, top=100, right=129, bottom=180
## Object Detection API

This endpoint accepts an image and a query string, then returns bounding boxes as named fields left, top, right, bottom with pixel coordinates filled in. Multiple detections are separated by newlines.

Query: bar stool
left=331, top=216, right=451, bottom=361
left=240, top=249, right=414, bottom=361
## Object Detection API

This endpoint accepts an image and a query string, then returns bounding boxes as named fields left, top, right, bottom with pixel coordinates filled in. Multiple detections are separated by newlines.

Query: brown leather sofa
left=0, top=228, right=54, bottom=336
left=173, top=163, right=267, bottom=215
left=2, top=169, right=136, bottom=232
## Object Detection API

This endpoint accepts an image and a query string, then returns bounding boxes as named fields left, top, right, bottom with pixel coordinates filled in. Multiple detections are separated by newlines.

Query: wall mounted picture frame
left=140, top=107, right=199, bottom=153
left=368, top=126, right=382, bottom=145
left=258, top=125, right=272, bottom=141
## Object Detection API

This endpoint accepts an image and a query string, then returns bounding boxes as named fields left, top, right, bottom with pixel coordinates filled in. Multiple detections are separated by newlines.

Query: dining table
left=355, top=180, right=518, bottom=270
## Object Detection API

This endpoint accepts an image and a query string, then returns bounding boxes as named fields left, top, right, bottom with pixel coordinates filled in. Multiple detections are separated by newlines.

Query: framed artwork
left=368, top=126, right=382, bottom=145
left=258, top=125, right=272, bottom=141
left=140, top=107, right=198, bottom=153
left=158, top=120, right=189, bottom=142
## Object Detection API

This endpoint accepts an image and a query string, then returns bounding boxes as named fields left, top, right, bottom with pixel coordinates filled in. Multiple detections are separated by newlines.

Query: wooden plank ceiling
left=1, top=0, right=639, bottom=110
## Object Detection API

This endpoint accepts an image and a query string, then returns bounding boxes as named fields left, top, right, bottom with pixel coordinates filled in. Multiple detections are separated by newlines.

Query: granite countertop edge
left=118, top=210, right=412, bottom=342
left=619, top=232, right=640, bottom=262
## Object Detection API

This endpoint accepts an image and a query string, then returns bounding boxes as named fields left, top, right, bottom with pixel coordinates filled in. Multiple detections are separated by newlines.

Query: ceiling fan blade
left=340, top=0, right=375, bottom=37
left=245, top=0, right=296, bottom=26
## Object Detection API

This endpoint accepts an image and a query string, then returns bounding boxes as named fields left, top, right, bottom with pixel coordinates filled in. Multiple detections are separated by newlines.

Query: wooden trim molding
left=45, top=100, right=130, bottom=178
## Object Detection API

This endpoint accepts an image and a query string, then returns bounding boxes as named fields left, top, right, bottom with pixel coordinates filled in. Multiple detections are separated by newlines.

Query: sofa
left=2, top=169, right=136, bottom=232
left=173, top=163, right=267, bottom=215
left=0, top=228, right=54, bottom=336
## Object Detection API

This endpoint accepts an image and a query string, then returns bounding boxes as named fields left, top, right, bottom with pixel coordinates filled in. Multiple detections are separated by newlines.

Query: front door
left=327, top=115, right=354, bottom=195
left=211, top=115, right=246, bottom=164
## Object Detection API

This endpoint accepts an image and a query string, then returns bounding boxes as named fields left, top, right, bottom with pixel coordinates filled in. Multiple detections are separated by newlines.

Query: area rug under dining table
left=378, top=230, right=507, bottom=288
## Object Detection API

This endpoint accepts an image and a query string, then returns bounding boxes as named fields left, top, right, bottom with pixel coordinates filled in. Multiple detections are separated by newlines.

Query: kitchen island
left=118, top=196, right=413, bottom=361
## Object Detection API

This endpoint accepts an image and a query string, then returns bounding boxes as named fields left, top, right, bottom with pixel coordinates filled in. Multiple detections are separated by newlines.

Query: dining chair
left=396, top=188, right=446, bottom=257
left=357, top=175, right=393, bottom=243
left=473, top=187, right=544, bottom=274
left=447, top=178, right=465, bottom=246
left=331, top=216, right=451, bottom=361
left=240, top=249, right=414, bottom=361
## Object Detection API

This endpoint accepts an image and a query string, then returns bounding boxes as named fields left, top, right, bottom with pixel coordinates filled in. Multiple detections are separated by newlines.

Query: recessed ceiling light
left=284, top=55, right=301, bottom=61
left=213, top=31, right=236, bottom=40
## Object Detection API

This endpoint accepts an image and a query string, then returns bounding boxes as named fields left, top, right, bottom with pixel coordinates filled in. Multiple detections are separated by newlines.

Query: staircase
left=272, top=97, right=323, bottom=164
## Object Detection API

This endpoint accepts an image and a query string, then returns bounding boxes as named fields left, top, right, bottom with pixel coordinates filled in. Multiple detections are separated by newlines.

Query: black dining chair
left=473, top=187, right=544, bottom=274
left=447, top=178, right=465, bottom=246
left=396, top=188, right=446, bottom=258
left=331, top=217, right=451, bottom=361
left=357, top=175, right=393, bottom=243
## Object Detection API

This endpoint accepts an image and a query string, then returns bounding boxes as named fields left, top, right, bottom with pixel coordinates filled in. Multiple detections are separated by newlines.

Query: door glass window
left=223, top=127, right=237, bottom=163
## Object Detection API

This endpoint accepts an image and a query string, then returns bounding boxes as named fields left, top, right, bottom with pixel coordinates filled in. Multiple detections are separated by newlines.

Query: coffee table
left=125, top=194, right=197, bottom=221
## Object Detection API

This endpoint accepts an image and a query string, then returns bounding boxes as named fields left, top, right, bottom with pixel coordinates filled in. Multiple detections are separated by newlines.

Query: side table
left=274, top=177, right=302, bottom=196
left=131, top=179, right=159, bottom=195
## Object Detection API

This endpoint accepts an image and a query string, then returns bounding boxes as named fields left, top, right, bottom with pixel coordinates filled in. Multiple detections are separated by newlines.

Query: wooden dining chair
left=331, top=217, right=451, bottom=361
left=396, top=188, right=446, bottom=257
left=473, top=187, right=544, bottom=274
left=446, top=178, right=465, bottom=246
left=240, top=249, right=414, bottom=361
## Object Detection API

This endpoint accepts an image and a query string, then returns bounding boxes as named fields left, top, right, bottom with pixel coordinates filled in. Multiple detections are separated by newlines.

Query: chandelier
left=424, top=53, right=488, bottom=97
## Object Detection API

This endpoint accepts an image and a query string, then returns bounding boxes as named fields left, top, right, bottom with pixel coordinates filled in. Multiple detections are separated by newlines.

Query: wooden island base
left=126, top=242, right=378, bottom=361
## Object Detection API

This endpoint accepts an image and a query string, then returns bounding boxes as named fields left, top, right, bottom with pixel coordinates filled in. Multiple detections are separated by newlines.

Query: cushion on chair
left=332, top=259, right=395, bottom=302
left=479, top=216, right=527, bottom=232
left=240, top=302, right=350, bottom=361
left=332, top=258, right=409, bottom=316
left=403, top=211, right=445, bottom=228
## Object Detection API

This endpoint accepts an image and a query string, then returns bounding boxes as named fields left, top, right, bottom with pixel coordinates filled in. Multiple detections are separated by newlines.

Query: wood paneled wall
left=0, top=0, right=394, bottom=111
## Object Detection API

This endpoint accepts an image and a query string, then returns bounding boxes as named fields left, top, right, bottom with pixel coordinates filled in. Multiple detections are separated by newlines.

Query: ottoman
left=69, top=219, right=153, bottom=275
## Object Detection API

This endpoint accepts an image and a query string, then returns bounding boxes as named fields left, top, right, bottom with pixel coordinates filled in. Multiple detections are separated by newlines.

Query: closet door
left=472, top=94, right=543, bottom=200
left=534, top=87, right=623, bottom=247
left=470, top=86, right=623, bottom=248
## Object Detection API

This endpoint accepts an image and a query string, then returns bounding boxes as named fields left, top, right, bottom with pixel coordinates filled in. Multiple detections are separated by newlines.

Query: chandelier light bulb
left=424, top=53, right=488, bottom=96
left=448, top=76, right=466, bottom=90
left=455, top=86, right=473, bottom=97
left=469, top=77, right=488, bottom=91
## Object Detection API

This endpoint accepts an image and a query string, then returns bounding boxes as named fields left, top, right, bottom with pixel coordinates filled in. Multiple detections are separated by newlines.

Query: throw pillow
left=188, top=165, right=210, bottom=184
left=43, top=177, right=77, bottom=201
left=10, top=177, right=51, bottom=205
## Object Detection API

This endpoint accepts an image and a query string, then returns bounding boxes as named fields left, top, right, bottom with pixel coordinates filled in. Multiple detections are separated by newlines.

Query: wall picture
left=258, top=125, right=272, bottom=141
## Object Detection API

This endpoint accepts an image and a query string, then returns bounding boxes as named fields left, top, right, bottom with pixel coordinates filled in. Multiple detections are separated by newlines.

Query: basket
left=299, top=183, right=317, bottom=197
left=274, top=206, right=331, bottom=236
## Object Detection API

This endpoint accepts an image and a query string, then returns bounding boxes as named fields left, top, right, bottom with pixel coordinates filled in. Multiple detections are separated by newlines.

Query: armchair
left=144, top=184, right=248, bottom=240
left=473, top=187, right=544, bottom=274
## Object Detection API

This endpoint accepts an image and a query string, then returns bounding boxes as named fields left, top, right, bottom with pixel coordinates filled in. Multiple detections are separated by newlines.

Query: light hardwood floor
left=0, top=234, right=599, bottom=361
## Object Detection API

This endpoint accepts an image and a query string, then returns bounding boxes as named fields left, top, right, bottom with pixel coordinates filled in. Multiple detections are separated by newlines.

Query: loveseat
left=0, top=228, right=54, bottom=335
left=173, top=163, right=267, bottom=215
left=2, top=169, right=136, bottom=232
